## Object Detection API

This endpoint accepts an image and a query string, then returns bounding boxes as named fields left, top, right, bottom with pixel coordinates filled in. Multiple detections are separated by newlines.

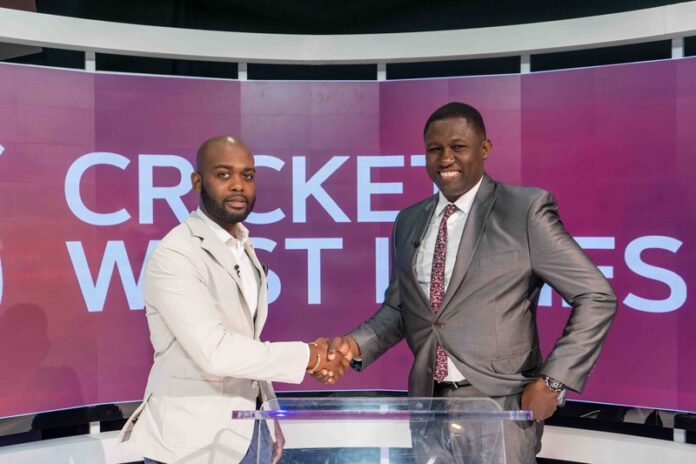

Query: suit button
left=433, top=321, right=444, bottom=329
left=426, top=367, right=433, bottom=374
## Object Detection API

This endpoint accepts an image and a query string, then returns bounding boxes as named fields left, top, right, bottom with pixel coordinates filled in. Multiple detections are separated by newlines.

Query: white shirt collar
left=195, top=207, right=249, bottom=248
left=435, top=175, right=484, bottom=216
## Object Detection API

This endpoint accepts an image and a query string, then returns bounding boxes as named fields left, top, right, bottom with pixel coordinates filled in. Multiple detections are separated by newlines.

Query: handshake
left=305, top=336, right=360, bottom=385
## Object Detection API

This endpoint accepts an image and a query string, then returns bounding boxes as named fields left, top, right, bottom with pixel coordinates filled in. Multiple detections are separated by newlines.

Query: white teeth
left=440, top=171, right=459, bottom=178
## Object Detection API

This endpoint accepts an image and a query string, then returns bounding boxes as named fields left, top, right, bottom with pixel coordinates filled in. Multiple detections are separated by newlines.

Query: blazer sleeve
left=144, top=242, right=309, bottom=384
left=527, top=191, right=618, bottom=392
left=349, top=212, right=406, bottom=368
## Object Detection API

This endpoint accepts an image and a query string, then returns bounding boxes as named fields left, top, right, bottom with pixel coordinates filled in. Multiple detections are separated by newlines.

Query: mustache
left=224, top=194, right=248, bottom=202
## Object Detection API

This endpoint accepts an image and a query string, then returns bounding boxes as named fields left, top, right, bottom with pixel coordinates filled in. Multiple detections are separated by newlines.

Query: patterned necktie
left=430, top=203, right=457, bottom=382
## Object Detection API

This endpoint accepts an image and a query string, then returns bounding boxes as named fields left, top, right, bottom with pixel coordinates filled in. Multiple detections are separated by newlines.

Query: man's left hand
left=521, top=377, right=558, bottom=422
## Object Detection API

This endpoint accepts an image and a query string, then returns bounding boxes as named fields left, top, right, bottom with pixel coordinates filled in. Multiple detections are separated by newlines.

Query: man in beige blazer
left=324, top=102, right=617, bottom=463
left=119, top=136, right=345, bottom=464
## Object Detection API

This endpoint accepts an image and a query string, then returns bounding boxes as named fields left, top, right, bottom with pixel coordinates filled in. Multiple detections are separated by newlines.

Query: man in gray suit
left=323, top=102, right=617, bottom=463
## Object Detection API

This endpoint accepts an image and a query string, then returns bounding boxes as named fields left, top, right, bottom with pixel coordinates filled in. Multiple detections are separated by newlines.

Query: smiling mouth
left=439, top=170, right=461, bottom=179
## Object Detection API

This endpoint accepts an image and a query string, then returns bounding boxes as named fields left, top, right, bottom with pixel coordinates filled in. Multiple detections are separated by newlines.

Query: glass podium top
left=232, top=397, right=531, bottom=463
left=232, top=396, right=531, bottom=422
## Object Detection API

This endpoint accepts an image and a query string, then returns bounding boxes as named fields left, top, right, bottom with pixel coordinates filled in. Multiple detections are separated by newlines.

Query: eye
left=217, top=172, right=230, bottom=180
left=242, top=172, right=255, bottom=181
left=427, top=146, right=442, bottom=154
left=452, top=144, right=467, bottom=151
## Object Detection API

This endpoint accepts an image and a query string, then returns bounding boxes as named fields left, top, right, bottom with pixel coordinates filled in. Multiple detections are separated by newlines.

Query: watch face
left=544, top=376, right=564, bottom=391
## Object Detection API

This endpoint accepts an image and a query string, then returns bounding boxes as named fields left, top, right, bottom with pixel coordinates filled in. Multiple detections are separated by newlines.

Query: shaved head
left=196, top=135, right=249, bottom=171
left=191, top=135, right=256, bottom=232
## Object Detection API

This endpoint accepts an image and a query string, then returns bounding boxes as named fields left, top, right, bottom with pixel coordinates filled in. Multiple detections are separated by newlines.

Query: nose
left=229, top=174, right=244, bottom=191
left=440, top=147, right=455, bottom=165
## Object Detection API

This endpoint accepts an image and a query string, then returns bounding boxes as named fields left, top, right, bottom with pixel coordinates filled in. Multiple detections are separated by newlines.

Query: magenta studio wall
left=0, top=57, right=694, bottom=417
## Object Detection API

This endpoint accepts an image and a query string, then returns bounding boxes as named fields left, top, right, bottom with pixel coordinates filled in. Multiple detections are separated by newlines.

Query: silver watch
left=543, top=376, right=567, bottom=407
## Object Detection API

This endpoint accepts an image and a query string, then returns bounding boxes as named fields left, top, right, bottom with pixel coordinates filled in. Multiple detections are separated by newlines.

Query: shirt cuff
left=350, top=357, right=363, bottom=372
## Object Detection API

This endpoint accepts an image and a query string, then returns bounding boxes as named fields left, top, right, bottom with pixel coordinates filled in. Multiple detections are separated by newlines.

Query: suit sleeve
left=528, top=191, right=617, bottom=392
left=144, top=242, right=309, bottom=384
left=348, top=213, right=406, bottom=368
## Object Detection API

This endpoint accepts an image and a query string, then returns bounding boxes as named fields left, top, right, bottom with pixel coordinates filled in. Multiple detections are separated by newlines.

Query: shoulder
left=144, top=221, right=209, bottom=283
left=151, top=217, right=201, bottom=259
left=492, top=180, right=554, bottom=213
left=397, top=195, right=437, bottom=222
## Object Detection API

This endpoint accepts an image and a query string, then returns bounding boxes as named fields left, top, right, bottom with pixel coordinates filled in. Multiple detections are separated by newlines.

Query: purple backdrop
left=0, top=58, right=693, bottom=418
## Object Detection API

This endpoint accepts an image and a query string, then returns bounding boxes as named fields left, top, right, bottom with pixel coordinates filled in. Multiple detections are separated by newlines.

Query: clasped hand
left=306, top=336, right=358, bottom=385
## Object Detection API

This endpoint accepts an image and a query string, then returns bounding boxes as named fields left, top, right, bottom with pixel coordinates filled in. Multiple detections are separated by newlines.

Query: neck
left=200, top=205, right=238, bottom=235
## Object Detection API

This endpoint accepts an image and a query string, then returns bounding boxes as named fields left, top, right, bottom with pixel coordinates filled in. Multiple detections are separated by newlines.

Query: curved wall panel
left=0, top=57, right=694, bottom=418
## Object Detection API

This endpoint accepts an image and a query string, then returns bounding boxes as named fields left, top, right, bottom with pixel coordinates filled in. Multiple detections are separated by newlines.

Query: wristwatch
left=543, top=376, right=567, bottom=407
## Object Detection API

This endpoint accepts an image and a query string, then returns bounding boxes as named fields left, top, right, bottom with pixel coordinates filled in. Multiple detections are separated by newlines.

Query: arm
left=324, top=213, right=408, bottom=372
left=316, top=286, right=404, bottom=383
left=144, top=243, right=311, bottom=384
left=527, top=191, right=618, bottom=392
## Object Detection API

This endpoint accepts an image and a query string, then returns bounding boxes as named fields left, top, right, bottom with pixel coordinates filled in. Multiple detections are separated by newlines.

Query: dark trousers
left=143, top=419, right=272, bottom=464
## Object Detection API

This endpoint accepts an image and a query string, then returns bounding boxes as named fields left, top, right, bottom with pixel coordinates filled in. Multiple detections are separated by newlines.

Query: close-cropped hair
left=423, top=102, right=487, bottom=137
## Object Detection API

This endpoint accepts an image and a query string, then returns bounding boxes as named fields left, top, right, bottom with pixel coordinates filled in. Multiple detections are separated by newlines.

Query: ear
left=191, top=171, right=202, bottom=193
left=481, top=138, right=492, bottom=160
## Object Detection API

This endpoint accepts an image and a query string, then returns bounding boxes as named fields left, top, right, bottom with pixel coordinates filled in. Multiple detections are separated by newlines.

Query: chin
left=439, top=186, right=457, bottom=196
left=442, top=189, right=465, bottom=202
left=225, top=205, right=248, bottom=215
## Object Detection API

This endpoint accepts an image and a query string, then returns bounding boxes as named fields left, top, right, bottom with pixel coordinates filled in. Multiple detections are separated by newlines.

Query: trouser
left=411, top=381, right=542, bottom=464
left=143, top=419, right=272, bottom=464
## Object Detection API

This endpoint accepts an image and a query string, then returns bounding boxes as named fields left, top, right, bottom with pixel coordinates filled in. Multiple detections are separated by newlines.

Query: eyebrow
left=212, top=164, right=255, bottom=171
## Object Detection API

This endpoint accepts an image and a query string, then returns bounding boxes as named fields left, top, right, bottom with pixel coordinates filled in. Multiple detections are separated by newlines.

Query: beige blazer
left=118, top=211, right=308, bottom=464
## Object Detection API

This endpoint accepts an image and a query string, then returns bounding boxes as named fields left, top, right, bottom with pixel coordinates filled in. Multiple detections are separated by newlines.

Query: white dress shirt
left=415, top=176, right=483, bottom=381
left=196, top=208, right=258, bottom=316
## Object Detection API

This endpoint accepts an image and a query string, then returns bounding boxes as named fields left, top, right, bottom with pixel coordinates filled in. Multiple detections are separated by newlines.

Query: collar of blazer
left=414, top=173, right=498, bottom=317
left=184, top=212, right=265, bottom=295
left=439, top=173, right=497, bottom=312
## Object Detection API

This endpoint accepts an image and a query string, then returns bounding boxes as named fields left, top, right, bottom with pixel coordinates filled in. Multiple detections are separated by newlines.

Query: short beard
left=200, top=184, right=255, bottom=226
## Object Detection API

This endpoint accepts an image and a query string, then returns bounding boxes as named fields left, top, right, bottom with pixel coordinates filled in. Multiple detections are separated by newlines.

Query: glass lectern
left=232, top=397, right=531, bottom=463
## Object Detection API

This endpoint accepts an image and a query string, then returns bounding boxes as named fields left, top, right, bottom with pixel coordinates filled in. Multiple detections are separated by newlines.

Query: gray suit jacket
left=350, top=174, right=617, bottom=398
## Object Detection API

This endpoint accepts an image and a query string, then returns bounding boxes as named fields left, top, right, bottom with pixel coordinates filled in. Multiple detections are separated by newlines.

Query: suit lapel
left=409, top=196, right=438, bottom=309
left=185, top=213, right=254, bottom=324
left=245, top=241, right=268, bottom=338
left=439, top=175, right=497, bottom=313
